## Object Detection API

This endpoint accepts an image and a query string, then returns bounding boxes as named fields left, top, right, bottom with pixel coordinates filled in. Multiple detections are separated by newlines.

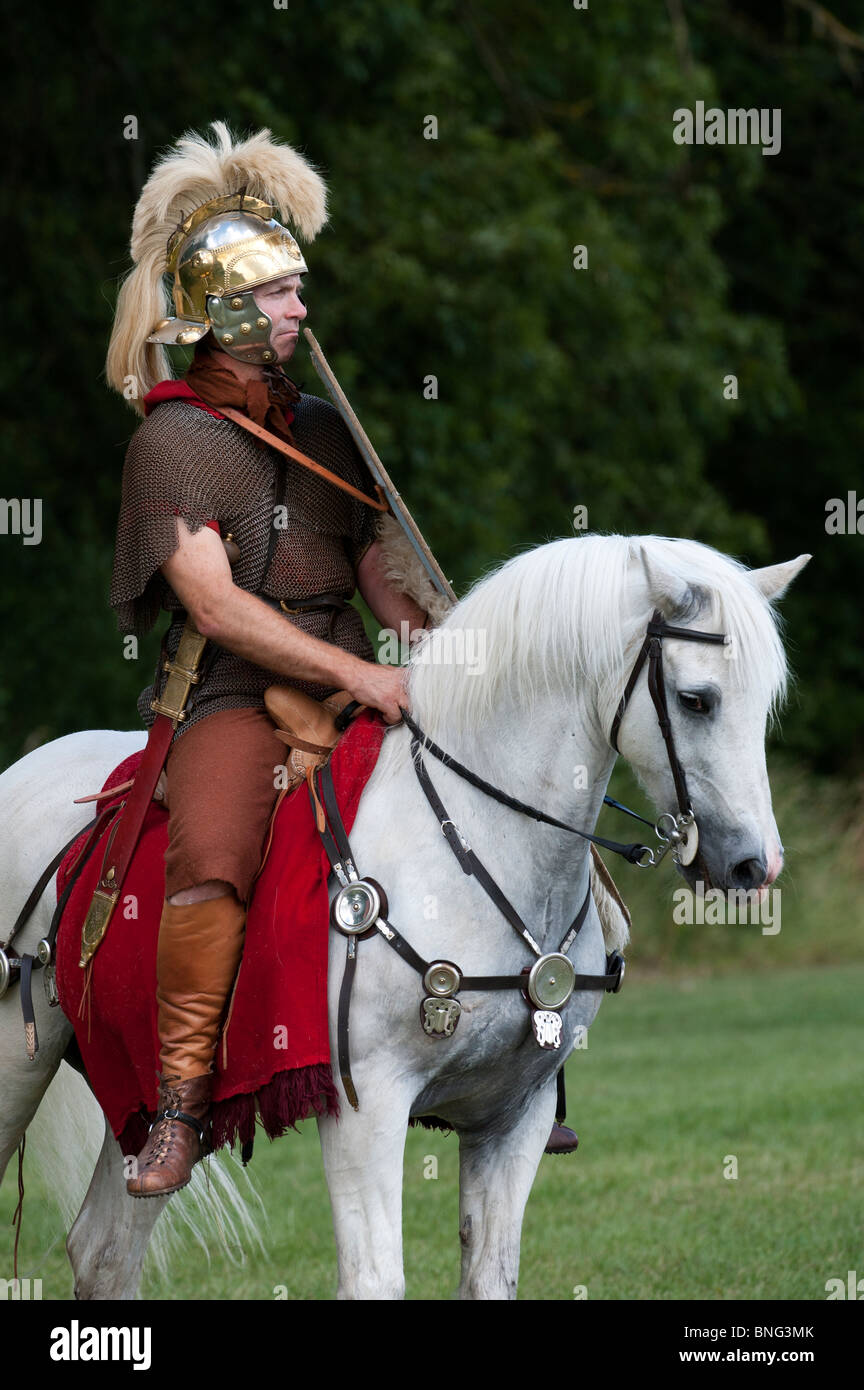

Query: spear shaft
left=303, top=328, right=457, bottom=604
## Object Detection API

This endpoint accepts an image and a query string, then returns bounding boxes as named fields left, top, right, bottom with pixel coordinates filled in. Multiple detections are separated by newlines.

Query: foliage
left=1, top=0, right=860, bottom=773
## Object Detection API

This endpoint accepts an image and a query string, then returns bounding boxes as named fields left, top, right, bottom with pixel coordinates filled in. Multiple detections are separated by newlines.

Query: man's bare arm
left=356, top=540, right=428, bottom=633
left=160, top=519, right=408, bottom=723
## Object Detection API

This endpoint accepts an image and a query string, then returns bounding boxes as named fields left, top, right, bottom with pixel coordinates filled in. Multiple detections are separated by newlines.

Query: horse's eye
left=679, top=691, right=709, bottom=714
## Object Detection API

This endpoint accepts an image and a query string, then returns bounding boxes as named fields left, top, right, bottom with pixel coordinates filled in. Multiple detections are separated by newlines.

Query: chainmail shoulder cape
left=109, top=393, right=381, bottom=736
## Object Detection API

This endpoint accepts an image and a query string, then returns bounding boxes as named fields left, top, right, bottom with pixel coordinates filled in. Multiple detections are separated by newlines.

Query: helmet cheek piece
left=206, top=291, right=277, bottom=365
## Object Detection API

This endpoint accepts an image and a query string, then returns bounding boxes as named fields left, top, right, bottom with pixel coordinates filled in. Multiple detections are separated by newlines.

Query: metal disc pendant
left=527, top=953, right=576, bottom=1010
left=423, top=961, right=461, bottom=998
left=420, top=996, right=461, bottom=1039
left=0, top=948, right=10, bottom=1000
left=531, top=1009, right=563, bottom=1049
left=331, top=880, right=381, bottom=935
left=674, top=818, right=699, bottom=866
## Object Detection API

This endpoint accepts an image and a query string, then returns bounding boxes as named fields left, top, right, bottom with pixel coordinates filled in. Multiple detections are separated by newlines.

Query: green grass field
left=3, top=960, right=861, bottom=1301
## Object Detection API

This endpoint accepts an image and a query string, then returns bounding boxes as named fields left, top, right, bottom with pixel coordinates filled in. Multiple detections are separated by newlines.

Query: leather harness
left=317, top=606, right=728, bottom=1110
left=313, top=752, right=624, bottom=1110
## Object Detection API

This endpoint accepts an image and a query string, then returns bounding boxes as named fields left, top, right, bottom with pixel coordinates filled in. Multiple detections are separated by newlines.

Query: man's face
left=254, top=273, right=307, bottom=363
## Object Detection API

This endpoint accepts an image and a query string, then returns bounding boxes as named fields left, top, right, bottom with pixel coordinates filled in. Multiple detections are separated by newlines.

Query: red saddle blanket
left=56, top=710, right=386, bottom=1156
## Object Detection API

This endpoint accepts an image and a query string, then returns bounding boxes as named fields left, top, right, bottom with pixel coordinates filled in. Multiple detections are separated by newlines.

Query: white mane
left=404, top=533, right=790, bottom=746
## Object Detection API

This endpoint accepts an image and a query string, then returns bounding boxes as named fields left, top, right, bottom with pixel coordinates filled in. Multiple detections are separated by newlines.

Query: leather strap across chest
left=218, top=406, right=389, bottom=511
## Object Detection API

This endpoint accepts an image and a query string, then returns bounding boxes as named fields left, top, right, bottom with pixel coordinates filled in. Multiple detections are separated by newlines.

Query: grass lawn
left=3, top=960, right=861, bottom=1300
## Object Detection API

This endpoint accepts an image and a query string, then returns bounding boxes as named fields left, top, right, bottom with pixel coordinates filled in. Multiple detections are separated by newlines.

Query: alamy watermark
left=1, top=1277, right=42, bottom=1300
left=825, top=1270, right=864, bottom=1299
left=673, top=102, right=781, bottom=157
left=825, top=491, right=863, bottom=534
left=673, top=884, right=781, bottom=935
left=0, top=498, right=42, bottom=545
left=378, top=621, right=487, bottom=675
left=50, top=1321, right=151, bottom=1370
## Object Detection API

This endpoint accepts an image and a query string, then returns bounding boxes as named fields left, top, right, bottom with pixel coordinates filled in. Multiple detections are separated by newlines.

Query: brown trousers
left=163, top=707, right=286, bottom=902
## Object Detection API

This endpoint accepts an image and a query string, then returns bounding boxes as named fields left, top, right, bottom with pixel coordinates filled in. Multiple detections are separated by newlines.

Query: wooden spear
left=303, top=328, right=457, bottom=604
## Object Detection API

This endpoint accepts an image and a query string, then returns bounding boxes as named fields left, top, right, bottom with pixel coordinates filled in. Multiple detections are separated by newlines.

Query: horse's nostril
left=729, top=857, right=767, bottom=890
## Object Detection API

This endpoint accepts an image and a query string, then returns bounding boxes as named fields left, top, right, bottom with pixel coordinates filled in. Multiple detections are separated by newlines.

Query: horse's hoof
left=544, top=1123, right=579, bottom=1155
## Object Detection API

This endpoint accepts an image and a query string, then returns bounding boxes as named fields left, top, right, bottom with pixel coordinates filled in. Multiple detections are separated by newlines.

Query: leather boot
left=545, top=1122, right=580, bottom=1155
left=126, top=894, right=246, bottom=1198
left=126, top=1074, right=213, bottom=1197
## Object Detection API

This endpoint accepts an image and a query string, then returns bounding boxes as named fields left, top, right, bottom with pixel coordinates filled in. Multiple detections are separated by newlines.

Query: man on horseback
left=105, top=124, right=428, bottom=1197
left=103, top=122, right=581, bottom=1199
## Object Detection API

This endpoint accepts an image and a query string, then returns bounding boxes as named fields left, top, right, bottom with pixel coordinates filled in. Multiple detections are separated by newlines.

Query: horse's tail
left=25, top=1061, right=264, bottom=1282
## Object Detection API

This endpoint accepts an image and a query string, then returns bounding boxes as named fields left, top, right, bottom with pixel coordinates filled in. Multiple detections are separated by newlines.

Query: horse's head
left=404, top=532, right=809, bottom=897
left=612, top=541, right=810, bottom=893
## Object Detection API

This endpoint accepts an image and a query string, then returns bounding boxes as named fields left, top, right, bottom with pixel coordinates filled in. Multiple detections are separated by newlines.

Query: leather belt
left=261, top=591, right=351, bottom=641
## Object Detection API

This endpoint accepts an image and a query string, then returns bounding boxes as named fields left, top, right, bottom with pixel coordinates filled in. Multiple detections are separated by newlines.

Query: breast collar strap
left=311, top=759, right=622, bottom=1112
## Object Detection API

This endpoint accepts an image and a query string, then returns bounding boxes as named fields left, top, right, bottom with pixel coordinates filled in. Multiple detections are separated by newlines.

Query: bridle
left=608, top=608, right=727, bottom=875
left=316, top=605, right=728, bottom=1110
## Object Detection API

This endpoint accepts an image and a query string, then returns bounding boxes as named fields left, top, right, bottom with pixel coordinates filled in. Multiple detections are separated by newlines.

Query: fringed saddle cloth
left=55, top=693, right=386, bottom=1158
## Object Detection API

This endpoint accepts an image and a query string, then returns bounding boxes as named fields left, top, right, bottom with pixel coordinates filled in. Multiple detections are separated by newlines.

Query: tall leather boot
left=126, top=893, right=246, bottom=1198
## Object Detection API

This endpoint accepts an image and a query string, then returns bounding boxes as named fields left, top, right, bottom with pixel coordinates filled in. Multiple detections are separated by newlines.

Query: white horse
left=0, top=534, right=809, bottom=1299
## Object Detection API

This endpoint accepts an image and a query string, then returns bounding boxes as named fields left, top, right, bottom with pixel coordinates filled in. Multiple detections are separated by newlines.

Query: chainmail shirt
left=109, top=393, right=381, bottom=738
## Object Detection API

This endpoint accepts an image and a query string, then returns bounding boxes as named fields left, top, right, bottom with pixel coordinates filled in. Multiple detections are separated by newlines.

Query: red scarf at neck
left=143, top=341, right=301, bottom=442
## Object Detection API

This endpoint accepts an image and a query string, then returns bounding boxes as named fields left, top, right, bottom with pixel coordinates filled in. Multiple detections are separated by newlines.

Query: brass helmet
left=106, top=123, right=328, bottom=408
left=148, top=191, right=307, bottom=365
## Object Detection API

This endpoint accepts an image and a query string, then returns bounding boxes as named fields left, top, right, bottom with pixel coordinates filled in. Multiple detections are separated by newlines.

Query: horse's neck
left=405, top=683, right=616, bottom=943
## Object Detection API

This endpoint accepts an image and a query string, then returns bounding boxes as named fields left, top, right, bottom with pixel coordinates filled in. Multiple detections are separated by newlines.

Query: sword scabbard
left=78, top=617, right=207, bottom=968
left=79, top=886, right=121, bottom=968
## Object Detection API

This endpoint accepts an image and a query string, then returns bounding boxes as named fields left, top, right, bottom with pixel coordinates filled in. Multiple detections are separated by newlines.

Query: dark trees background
left=1, top=0, right=861, bottom=773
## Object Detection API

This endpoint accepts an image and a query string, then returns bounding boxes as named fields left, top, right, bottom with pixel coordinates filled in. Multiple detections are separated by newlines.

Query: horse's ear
left=638, top=547, right=708, bottom=622
left=748, top=554, right=811, bottom=601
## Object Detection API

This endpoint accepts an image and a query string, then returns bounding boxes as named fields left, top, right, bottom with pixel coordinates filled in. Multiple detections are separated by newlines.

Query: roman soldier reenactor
left=104, top=123, right=586, bottom=1198
left=105, top=123, right=430, bottom=1196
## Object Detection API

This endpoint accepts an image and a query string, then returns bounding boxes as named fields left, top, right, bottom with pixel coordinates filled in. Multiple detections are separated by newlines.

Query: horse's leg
left=457, top=1079, right=557, bottom=1300
left=67, top=1118, right=169, bottom=1300
left=317, top=1087, right=412, bottom=1300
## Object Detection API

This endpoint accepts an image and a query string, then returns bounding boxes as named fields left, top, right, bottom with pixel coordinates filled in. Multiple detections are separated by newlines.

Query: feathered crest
left=106, top=121, right=328, bottom=412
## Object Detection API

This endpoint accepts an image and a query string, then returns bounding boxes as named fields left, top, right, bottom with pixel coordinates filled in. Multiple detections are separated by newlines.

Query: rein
left=399, top=709, right=651, bottom=864
left=399, top=607, right=727, bottom=872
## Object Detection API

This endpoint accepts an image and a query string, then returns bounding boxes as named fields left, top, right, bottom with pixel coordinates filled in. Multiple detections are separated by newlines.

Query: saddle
left=255, top=685, right=367, bottom=875
left=265, top=686, right=365, bottom=793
